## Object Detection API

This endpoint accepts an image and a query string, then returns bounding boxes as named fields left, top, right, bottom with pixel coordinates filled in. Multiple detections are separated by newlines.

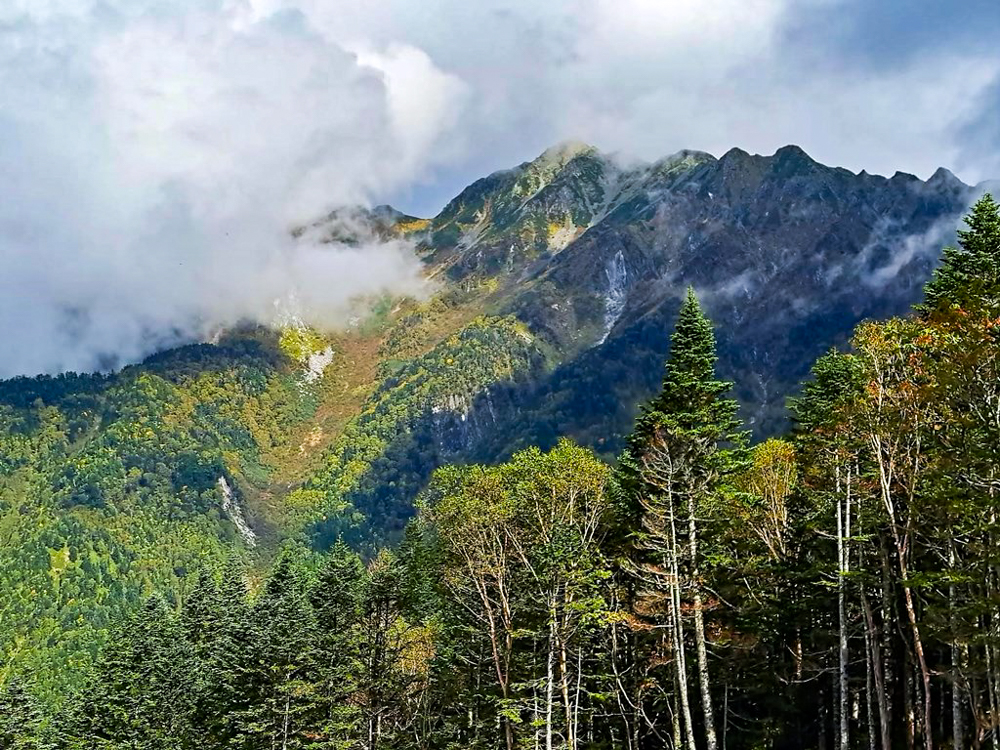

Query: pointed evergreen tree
left=311, top=541, right=365, bottom=746
left=182, top=566, right=224, bottom=656
left=180, top=565, right=235, bottom=744
left=244, top=545, right=322, bottom=749
left=636, top=287, right=742, bottom=439
left=201, top=554, right=255, bottom=748
left=617, top=287, right=746, bottom=750
left=396, top=519, right=440, bottom=623
left=618, top=288, right=745, bottom=519
left=921, top=193, right=1000, bottom=313
left=66, top=595, right=196, bottom=749
left=358, top=550, right=412, bottom=750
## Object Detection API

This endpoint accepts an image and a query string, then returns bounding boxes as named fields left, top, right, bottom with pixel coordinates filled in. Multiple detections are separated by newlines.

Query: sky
left=1, top=0, right=999, bottom=377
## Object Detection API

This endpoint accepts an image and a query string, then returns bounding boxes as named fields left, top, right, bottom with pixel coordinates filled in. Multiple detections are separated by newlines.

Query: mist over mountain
left=4, top=0, right=1000, bottom=745
left=385, top=142, right=977, bottom=443
left=3, top=0, right=998, bottom=382
left=0, top=141, right=981, bottom=543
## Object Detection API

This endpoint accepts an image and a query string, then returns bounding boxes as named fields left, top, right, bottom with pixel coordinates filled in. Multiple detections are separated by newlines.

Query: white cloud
left=0, top=1, right=463, bottom=377
left=285, top=0, right=999, bottom=186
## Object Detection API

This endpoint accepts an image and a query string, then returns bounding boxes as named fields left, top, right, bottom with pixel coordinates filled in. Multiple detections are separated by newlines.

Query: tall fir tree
left=236, top=546, right=322, bottom=749
left=311, top=541, right=365, bottom=747
left=358, top=550, right=412, bottom=750
left=618, top=287, right=746, bottom=750
left=395, top=519, right=440, bottom=623
left=203, top=555, right=255, bottom=749
left=182, top=567, right=224, bottom=656
left=921, top=192, right=1000, bottom=312
left=63, top=595, right=196, bottom=749
left=618, top=287, right=746, bottom=519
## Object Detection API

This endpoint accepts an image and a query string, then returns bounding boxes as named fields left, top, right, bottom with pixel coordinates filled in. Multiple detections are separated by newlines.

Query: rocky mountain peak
left=928, top=166, right=963, bottom=189
left=532, top=140, right=601, bottom=170
left=417, top=142, right=978, bottom=440
left=770, top=144, right=821, bottom=175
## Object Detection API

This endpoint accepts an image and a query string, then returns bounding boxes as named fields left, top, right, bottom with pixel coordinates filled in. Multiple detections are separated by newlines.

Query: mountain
left=400, top=141, right=973, bottom=443
left=0, top=143, right=980, bottom=696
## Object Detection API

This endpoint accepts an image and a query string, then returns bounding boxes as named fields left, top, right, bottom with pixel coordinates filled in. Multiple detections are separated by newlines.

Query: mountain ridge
left=353, top=141, right=976, bottom=435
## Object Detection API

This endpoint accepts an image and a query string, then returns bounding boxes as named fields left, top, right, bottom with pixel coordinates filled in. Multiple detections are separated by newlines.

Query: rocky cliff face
left=397, top=143, right=975, bottom=448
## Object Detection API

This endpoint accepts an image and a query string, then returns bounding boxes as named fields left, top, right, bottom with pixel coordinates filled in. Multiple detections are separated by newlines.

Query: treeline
left=4, top=195, right=1000, bottom=750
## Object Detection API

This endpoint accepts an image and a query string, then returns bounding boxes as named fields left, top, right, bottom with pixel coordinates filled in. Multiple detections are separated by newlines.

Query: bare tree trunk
left=675, top=589, right=696, bottom=750
left=862, top=591, right=892, bottom=750
left=903, top=582, right=934, bottom=750
left=672, top=686, right=683, bottom=750
left=687, top=491, right=718, bottom=750
left=609, top=605, right=637, bottom=750
left=837, top=465, right=851, bottom=750
left=880, top=540, right=895, bottom=731
left=985, top=636, right=998, bottom=749
left=951, top=540, right=964, bottom=750
left=632, top=630, right=643, bottom=750
left=873, top=434, right=933, bottom=750
left=796, top=631, right=804, bottom=682
left=532, top=652, right=540, bottom=750
left=547, top=610, right=556, bottom=750
left=559, top=631, right=575, bottom=750
left=866, top=624, right=877, bottom=750
left=905, top=656, right=916, bottom=750
left=670, top=494, right=697, bottom=750
left=573, top=645, right=583, bottom=750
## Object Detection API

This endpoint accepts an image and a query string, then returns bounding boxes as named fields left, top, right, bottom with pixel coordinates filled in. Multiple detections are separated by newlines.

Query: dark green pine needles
left=922, top=193, right=1000, bottom=313
left=629, top=286, right=743, bottom=450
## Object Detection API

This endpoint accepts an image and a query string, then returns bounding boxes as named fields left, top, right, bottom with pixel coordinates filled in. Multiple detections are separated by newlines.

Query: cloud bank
left=0, top=1, right=464, bottom=377
left=1, top=0, right=998, bottom=377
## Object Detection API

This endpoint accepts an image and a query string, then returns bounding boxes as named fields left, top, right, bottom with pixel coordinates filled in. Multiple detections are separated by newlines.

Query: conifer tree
left=396, top=520, right=440, bottom=623
left=358, top=550, right=413, bottom=750
left=922, top=193, right=1000, bottom=312
left=66, top=595, right=196, bottom=749
left=202, top=555, right=255, bottom=748
left=311, top=541, right=365, bottom=746
left=619, top=287, right=745, bottom=750
left=182, top=567, right=224, bottom=656
left=246, top=546, right=321, bottom=750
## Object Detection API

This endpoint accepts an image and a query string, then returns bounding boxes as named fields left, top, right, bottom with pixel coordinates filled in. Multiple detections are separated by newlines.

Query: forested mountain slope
left=0, top=144, right=984, bottom=700
left=8, top=194, right=1000, bottom=750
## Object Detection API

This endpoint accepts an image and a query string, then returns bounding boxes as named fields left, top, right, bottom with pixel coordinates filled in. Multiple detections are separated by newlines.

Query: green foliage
left=922, top=193, right=1000, bottom=313
left=634, top=287, right=742, bottom=439
left=305, top=316, right=541, bottom=546
left=5, top=190, right=1000, bottom=750
left=0, top=334, right=322, bottom=701
left=618, top=287, right=747, bottom=531
left=59, top=595, right=197, bottom=749
left=279, top=326, right=330, bottom=363
left=0, top=677, right=45, bottom=749
left=421, top=440, right=613, bottom=749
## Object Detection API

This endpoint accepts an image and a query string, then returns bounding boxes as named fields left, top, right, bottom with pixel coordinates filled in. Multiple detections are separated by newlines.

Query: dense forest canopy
left=1, top=194, right=1000, bottom=750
